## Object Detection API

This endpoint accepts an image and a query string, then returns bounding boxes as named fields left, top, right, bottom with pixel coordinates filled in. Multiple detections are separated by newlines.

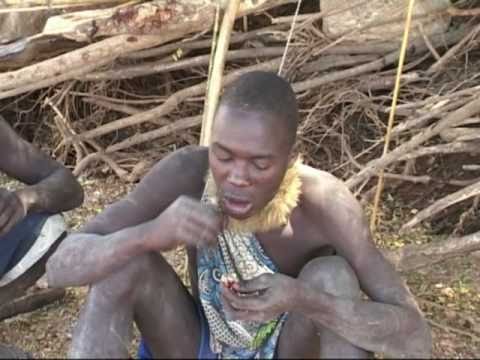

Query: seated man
left=0, top=116, right=83, bottom=280
left=47, top=72, right=431, bottom=359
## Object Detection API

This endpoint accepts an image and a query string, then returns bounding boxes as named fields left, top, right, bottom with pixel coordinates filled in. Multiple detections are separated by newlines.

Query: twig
left=45, top=97, right=87, bottom=166
left=418, top=23, right=441, bottom=61
left=73, top=152, right=128, bottom=177
left=82, top=97, right=142, bottom=115
left=106, top=115, right=202, bottom=153
left=419, top=298, right=480, bottom=334
left=383, top=173, right=431, bottom=184
left=278, top=0, right=302, bottom=76
left=358, top=72, right=422, bottom=92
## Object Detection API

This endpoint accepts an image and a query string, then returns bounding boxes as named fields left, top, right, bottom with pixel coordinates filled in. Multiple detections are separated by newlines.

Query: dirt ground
left=0, top=175, right=479, bottom=358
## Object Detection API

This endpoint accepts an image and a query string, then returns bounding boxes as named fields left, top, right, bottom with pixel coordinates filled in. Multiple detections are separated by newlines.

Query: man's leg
left=69, top=252, right=200, bottom=359
left=277, top=256, right=371, bottom=359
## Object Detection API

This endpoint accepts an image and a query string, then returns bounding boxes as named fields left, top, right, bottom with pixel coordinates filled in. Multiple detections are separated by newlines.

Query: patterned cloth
left=196, top=180, right=287, bottom=359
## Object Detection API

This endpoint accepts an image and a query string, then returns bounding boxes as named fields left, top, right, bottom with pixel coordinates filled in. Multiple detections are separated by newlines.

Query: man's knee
left=298, top=256, right=360, bottom=298
left=89, top=252, right=162, bottom=304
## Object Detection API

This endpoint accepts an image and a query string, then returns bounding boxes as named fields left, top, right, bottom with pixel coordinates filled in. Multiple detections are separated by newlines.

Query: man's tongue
left=223, top=196, right=252, bottom=217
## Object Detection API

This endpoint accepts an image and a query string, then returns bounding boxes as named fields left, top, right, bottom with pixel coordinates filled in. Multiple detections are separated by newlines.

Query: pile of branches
left=1, top=0, right=480, bottom=271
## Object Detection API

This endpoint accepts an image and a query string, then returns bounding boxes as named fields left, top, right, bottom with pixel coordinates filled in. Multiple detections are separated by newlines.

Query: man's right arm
left=46, top=146, right=209, bottom=288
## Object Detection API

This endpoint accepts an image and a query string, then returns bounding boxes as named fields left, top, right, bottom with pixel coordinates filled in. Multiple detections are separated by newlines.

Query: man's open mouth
left=222, top=194, right=253, bottom=218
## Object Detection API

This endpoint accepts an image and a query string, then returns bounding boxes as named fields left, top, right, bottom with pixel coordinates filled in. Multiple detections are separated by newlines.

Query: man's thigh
left=132, top=252, right=201, bottom=359
left=276, top=311, right=320, bottom=359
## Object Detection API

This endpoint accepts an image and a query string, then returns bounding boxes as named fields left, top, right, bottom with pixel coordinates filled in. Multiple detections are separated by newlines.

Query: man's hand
left=0, top=188, right=26, bottom=237
left=220, top=273, right=299, bottom=323
left=146, top=195, right=223, bottom=251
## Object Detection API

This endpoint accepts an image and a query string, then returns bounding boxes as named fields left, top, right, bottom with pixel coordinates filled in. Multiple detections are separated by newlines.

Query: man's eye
left=253, top=161, right=270, bottom=170
left=216, top=153, right=232, bottom=162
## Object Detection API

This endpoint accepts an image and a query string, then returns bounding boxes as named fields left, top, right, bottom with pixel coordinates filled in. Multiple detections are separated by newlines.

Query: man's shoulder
left=299, top=164, right=358, bottom=214
left=300, top=164, right=348, bottom=197
left=150, top=145, right=208, bottom=173
left=139, top=145, right=209, bottom=189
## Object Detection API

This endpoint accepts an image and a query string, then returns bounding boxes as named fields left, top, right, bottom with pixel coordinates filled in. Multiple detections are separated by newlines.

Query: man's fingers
left=238, top=274, right=272, bottom=293
left=221, top=286, right=263, bottom=311
left=220, top=292, right=252, bottom=321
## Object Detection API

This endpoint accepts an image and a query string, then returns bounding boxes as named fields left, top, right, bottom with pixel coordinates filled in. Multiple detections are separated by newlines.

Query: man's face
left=209, top=104, right=291, bottom=220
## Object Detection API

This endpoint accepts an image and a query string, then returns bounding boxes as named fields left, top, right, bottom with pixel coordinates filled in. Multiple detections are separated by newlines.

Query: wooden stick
left=402, top=180, right=480, bottom=231
left=0, top=288, right=65, bottom=321
left=106, top=115, right=202, bottom=153
left=200, top=0, right=240, bottom=146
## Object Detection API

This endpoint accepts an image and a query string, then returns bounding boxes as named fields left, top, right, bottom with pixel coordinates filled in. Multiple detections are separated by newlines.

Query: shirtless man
left=47, top=71, right=431, bottom=359
left=0, top=116, right=83, bottom=356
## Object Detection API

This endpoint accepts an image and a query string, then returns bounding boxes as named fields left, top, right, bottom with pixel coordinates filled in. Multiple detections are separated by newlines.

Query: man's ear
left=287, top=141, right=300, bottom=166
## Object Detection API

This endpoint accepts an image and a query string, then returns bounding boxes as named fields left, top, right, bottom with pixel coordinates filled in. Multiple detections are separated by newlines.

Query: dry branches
left=1, top=0, right=480, bottom=241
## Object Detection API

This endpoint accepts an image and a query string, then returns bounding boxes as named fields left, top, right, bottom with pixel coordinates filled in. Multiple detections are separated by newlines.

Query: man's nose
left=227, top=165, right=250, bottom=187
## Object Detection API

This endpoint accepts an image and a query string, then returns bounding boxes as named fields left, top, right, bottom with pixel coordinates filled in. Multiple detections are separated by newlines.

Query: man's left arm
left=0, top=117, right=84, bottom=216
left=294, top=179, right=432, bottom=357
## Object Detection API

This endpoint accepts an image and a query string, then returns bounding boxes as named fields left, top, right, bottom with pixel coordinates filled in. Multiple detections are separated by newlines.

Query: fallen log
left=383, top=230, right=480, bottom=272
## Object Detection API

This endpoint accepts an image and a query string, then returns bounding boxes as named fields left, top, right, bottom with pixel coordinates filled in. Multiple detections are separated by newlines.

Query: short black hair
left=220, top=71, right=298, bottom=148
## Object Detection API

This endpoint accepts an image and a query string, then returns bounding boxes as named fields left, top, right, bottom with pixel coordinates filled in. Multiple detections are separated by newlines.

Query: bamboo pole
left=369, top=0, right=416, bottom=232
left=199, top=0, right=241, bottom=146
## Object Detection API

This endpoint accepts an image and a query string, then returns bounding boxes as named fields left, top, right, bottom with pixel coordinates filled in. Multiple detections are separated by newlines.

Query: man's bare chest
left=256, top=212, right=335, bottom=277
